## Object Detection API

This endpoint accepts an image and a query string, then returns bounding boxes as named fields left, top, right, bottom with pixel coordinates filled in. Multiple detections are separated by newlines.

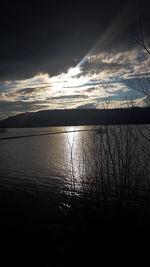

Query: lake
left=0, top=126, right=98, bottom=196
left=0, top=125, right=150, bottom=211
left=1, top=125, right=150, bottom=265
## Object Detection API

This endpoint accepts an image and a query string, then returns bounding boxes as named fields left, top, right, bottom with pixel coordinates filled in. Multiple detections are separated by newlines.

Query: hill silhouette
left=0, top=108, right=150, bottom=128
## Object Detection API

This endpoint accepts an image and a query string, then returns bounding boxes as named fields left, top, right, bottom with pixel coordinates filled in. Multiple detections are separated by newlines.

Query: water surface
left=0, top=125, right=150, bottom=213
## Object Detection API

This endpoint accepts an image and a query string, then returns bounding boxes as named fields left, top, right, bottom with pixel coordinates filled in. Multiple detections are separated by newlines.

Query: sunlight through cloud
left=68, top=66, right=81, bottom=77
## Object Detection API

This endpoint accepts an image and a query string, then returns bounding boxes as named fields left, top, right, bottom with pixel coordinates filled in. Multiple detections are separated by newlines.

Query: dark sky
left=0, top=0, right=149, bottom=81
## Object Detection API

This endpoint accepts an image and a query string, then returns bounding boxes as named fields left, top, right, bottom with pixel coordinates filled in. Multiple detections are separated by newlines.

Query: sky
left=0, top=0, right=150, bottom=119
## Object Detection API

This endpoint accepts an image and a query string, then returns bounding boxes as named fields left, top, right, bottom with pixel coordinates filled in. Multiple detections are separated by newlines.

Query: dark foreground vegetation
left=0, top=107, right=150, bottom=128
left=0, top=188, right=150, bottom=266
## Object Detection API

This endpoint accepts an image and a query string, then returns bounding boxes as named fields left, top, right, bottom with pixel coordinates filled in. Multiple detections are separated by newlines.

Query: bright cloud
left=0, top=47, right=150, bottom=119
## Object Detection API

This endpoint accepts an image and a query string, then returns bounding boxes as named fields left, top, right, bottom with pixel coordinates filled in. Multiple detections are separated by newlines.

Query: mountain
left=0, top=108, right=150, bottom=128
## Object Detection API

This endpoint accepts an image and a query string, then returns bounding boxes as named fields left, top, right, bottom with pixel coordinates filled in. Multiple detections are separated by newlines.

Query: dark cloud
left=16, top=88, right=40, bottom=94
left=85, top=87, right=96, bottom=93
left=16, top=86, right=49, bottom=95
left=128, top=72, right=150, bottom=78
left=50, top=94, right=88, bottom=100
left=82, top=61, right=129, bottom=75
left=0, top=0, right=149, bottom=81
left=0, top=100, right=49, bottom=113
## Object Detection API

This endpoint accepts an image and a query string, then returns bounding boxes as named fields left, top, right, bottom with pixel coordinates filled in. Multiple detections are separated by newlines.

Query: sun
left=49, top=65, right=88, bottom=95
left=67, top=66, right=81, bottom=77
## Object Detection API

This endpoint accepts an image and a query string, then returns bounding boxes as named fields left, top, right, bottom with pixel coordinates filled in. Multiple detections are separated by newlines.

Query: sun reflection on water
left=61, top=126, right=86, bottom=196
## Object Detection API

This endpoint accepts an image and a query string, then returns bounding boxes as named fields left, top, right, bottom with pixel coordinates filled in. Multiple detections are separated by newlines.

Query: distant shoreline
left=0, top=107, right=150, bottom=128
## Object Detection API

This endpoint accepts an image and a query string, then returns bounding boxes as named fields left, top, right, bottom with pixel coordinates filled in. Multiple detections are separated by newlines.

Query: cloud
left=50, top=94, right=88, bottom=100
left=134, top=95, right=150, bottom=107
left=80, top=48, right=150, bottom=80
left=0, top=100, right=49, bottom=112
left=16, top=87, right=44, bottom=95
left=76, top=103, right=96, bottom=109
left=95, top=95, right=150, bottom=109
left=0, top=42, right=150, bottom=118
left=0, top=0, right=149, bottom=82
